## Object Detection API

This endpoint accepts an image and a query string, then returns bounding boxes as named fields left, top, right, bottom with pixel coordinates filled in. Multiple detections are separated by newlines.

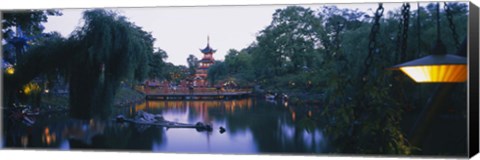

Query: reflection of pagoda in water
left=194, top=36, right=216, bottom=87
left=134, top=99, right=252, bottom=117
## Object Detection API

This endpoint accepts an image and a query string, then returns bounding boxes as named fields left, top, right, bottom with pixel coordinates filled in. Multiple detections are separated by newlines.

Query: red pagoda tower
left=194, top=36, right=216, bottom=87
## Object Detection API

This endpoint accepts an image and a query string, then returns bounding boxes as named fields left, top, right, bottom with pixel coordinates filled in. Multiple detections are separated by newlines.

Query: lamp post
left=390, top=2, right=467, bottom=83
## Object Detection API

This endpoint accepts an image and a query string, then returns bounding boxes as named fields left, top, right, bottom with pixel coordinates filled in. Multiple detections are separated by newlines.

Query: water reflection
left=42, top=127, right=56, bottom=145
left=4, top=98, right=328, bottom=153
left=21, top=135, right=28, bottom=147
left=59, top=140, right=70, bottom=150
left=129, top=98, right=327, bottom=153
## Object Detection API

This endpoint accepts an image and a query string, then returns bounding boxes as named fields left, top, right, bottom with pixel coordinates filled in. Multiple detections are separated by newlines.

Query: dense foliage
left=2, top=10, right=62, bottom=64
left=65, top=9, right=156, bottom=118
left=3, top=9, right=164, bottom=119
left=187, top=54, right=199, bottom=75
left=207, top=3, right=468, bottom=154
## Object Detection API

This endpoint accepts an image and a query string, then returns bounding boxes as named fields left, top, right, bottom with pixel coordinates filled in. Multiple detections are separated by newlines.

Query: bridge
left=136, top=86, right=252, bottom=100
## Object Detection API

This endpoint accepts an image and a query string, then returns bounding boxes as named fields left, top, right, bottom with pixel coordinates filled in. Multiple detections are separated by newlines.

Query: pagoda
left=193, top=36, right=216, bottom=87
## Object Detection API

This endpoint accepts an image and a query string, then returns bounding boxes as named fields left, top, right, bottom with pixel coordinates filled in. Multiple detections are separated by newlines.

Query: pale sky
left=41, top=3, right=419, bottom=66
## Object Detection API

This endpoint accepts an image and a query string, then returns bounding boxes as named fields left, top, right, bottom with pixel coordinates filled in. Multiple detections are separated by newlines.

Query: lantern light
left=389, top=3, right=467, bottom=83
left=22, top=82, right=40, bottom=95
left=6, top=66, right=15, bottom=75
left=390, top=54, right=467, bottom=83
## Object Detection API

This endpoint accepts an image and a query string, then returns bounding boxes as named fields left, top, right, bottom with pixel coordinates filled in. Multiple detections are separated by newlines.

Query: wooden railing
left=135, top=86, right=252, bottom=95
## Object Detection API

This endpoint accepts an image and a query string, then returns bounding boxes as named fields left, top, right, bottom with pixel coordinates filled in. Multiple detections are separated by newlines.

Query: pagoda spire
left=200, top=35, right=216, bottom=54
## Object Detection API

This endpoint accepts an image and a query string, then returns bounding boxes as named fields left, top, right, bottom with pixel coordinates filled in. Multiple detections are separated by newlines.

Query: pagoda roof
left=200, top=36, right=216, bottom=54
left=200, top=44, right=216, bottom=54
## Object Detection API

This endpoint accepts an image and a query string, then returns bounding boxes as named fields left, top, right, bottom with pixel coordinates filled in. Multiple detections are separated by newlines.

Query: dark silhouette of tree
left=148, top=48, right=168, bottom=79
left=4, top=9, right=156, bottom=119
left=187, top=54, right=199, bottom=75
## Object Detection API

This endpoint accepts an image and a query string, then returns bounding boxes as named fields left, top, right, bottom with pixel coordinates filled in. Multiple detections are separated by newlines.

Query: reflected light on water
left=135, top=99, right=252, bottom=117
left=42, top=127, right=56, bottom=145
left=302, top=129, right=325, bottom=150
left=292, top=112, right=296, bottom=122
left=58, top=119, right=106, bottom=145
left=281, top=125, right=295, bottom=139
left=60, top=140, right=70, bottom=150
left=5, top=97, right=327, bottom=153
left=152, top=142, right=164, bottom=152
left=128, top=98, right=310, bottom=153
left=21, top=136, right=28, bottom=147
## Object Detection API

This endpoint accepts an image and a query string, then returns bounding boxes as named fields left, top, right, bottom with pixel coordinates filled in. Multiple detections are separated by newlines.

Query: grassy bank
left=113, top=86, right=145, bottom=106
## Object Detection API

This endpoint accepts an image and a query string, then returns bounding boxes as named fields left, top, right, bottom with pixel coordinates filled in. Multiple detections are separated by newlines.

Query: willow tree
left=66, top=9, right=154, bottom=119
left=4, top=9, right=154, bottom=119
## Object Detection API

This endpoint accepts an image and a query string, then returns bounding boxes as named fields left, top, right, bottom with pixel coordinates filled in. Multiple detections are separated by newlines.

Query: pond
left=2, top=98, right=330, bottom=154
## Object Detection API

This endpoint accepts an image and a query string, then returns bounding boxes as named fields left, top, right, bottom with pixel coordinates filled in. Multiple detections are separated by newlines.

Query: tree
left=2, top=10, right=62, bottom=109
left=5, top=9, right=157, bottom=119
left=236, top=3, right=469, bottom=154
left=2, top=10, right=62, bottom=37
left=252, top=6, right=322, bottom=84
left=221, top=49, right=255, bottom=86
left=2, top=10, right=62, bottom=64
left=148, top=48, right=168, bottom=79
left=186, top=54, right=199, bottom=75
left=67, top=9, right=156, bottom=119
left=207, top=61, right=227, bottom=85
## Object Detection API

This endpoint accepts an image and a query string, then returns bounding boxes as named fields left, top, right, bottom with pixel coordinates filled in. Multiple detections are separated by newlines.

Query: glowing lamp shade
left=391, top=54, right=467, bottom=83
left=399, top=65, right=466, bottom=83
left=6, top=66, right=15, bottom=75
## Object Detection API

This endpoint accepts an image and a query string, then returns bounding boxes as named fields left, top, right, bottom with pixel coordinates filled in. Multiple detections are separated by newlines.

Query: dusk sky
left=39, top=3, right=425, bottom=66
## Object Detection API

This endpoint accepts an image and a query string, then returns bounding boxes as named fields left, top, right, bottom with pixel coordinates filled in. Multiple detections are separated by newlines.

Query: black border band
left=468, top=2, right=479, bottom=158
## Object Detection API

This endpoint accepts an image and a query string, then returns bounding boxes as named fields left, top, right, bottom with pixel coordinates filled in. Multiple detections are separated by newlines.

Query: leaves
left=187, top=54, right=199, bottom=75
left=148, top=48, right=168, bottom=79
left=211, top=3, right=466, bottom=154
left=4, top=9, right=158, bottom=119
